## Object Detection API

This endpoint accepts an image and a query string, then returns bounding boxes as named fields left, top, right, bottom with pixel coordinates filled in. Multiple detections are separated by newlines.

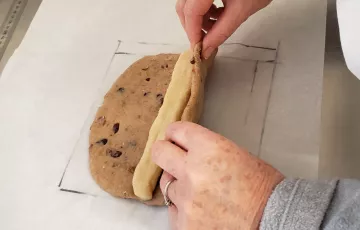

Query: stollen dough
left=89, top=54, right=179, bottom=206
left=132, top=44, right=217, bottom=200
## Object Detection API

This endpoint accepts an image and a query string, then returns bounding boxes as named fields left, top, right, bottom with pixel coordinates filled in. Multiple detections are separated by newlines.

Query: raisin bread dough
left=133, top=44, right=217, bottom=200
left=89, top=54, right=179, bottom=206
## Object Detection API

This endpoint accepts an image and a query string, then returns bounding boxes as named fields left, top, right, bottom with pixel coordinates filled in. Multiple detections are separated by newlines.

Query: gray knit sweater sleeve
left=260, top=179, right=360, bottom=230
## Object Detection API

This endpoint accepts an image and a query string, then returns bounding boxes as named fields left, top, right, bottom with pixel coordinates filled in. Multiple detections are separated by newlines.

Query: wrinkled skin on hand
left=152, top=122, right=284, bottom=230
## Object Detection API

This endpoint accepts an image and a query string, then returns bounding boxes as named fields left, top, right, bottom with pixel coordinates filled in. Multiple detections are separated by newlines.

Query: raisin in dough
left=89, top=54, right=179, bottom=206
left=133, top=44, right=217, bottom=200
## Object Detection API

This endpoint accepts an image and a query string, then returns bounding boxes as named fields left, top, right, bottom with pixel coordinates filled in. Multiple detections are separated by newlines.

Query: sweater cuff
left=260, top=178, right=338, bottom=230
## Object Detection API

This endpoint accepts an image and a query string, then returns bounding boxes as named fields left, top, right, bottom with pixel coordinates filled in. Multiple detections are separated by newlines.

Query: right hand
left=176, top=0, right=272, bottom=59
left=152, top=122, right=284, bottom=230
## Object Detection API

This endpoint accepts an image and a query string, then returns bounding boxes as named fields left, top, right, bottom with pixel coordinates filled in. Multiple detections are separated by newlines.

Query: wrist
left=248, top=170, right=284, bottom=229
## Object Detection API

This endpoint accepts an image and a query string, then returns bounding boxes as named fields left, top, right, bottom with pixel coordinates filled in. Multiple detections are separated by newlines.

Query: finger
left=166, top=121, right=218, bottom=151
left=168, top=205, right=179, bottom=230
left=152, top=140, right=186, bottom=179
left=176, top=0, right=186, bottom=29
left=183, top=0, right=213, bottom=48
left=203, top=6, right=248, bottom=59
left=160, top=171, right=180, bottom=206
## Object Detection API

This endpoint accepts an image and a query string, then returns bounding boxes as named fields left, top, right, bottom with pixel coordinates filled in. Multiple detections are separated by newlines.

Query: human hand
left=176, top=0, right=272, bottom=59
left=152, top=122, right=284, bottom=230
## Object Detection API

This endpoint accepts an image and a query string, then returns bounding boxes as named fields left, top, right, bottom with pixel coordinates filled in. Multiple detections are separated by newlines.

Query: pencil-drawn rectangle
left=59, top=41, right=277, bottom=208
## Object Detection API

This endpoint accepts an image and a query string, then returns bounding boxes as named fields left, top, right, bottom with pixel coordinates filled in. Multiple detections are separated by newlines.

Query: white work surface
left=0, top=0, right=326, bottom=229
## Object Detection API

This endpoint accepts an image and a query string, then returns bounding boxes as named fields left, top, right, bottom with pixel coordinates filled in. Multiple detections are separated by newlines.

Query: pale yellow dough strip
left=133, top=44, right=217, bottom=200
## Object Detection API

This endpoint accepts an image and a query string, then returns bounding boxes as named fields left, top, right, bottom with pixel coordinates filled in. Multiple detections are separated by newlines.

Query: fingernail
left=203, top=46, right=214, bottom=59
